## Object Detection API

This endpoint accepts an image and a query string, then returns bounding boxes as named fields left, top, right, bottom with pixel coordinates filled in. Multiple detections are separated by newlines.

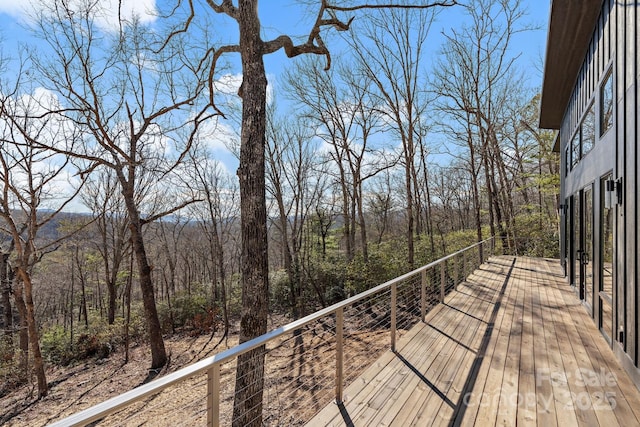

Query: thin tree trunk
left=404, top=151, right=415, bottom=267
left=12, top=281, right=28, bottom=381
left=1, top=253, right=13, bottom=347
left=70, top=259, right=74, bottom=350
left=75, top=248, right=89, bottom=329
left=18, top=270, right=47, bottom=397
left=419, top=142, right=436, bottom=257
left=339, top=167, right=353, bottom=262
left=356, top=184, right=369, bottom=263
left=467, top=127, right=483, bottom=259
left=124, top=251, right=133, bottom=364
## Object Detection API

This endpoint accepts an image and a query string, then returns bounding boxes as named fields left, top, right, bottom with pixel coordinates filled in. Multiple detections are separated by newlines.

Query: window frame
left=599, top=67, right=614, bottom=137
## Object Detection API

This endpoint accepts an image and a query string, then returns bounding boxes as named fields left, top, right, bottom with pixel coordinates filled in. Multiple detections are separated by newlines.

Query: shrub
left=157, top=287, right=220, bottom=335
left=40, top=325, right=74, bottom=365
left=40, top=316, right=133, bottom=366
left=0, top=340, right=25, bottom=397
left=513, top=213, right=560, bottom=258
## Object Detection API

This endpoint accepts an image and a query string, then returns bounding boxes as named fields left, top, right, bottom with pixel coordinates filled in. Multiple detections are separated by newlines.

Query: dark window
left=600, top=70, right=613, bottom=136
left=571, top=131, right=580, bottom=169
left=565, top=146, right=570, bottom=176
left=582, top=102, right=595, bottom=156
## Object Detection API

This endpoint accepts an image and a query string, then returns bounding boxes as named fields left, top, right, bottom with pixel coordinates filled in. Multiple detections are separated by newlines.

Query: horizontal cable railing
left=49, top=237, right=495, bottom=427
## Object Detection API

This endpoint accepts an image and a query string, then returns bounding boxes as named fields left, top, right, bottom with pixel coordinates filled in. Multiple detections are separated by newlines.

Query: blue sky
left=0, top=0, right=550, bottom=201
left=256, top=0, right=550, bottom=86
left=0, top=0, right=549, bottom=87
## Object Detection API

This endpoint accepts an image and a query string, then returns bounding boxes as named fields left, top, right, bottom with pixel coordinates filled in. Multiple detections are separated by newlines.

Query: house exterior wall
left=553, top=0, right=640, bottom=388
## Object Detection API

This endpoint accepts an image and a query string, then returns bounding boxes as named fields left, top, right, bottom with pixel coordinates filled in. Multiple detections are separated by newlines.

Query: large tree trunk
left=232, top=2, right=270, bottom=426
left=128, top=218, right=167, bottom=370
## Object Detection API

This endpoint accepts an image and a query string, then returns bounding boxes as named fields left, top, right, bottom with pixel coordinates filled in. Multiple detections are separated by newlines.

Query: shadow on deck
left=306, top=256, right=640, bottom=427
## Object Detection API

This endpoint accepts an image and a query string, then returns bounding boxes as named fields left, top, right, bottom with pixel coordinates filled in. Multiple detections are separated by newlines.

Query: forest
left=0, top=0, right=557, bottom=425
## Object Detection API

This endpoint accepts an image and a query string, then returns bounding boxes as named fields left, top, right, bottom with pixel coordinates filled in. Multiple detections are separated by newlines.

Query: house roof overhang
left=539, top=0, right=604, bottom=130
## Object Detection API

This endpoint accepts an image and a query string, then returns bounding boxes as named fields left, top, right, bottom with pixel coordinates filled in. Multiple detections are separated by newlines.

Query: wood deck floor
left=306, top=256, right=640, bottom=427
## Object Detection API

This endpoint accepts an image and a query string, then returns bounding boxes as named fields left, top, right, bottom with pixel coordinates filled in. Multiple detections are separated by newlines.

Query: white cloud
left=0, top=0, right=25, bottom=18
left=214, top=73, right=242, bottom=96
left=214, top=72, right=275, bottom=106
left=0, top=0, right=157, bottom=32
left=196, top=115, right=239, bottom=157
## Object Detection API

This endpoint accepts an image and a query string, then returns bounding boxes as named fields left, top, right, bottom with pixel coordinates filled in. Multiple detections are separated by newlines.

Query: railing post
left=462, top=251, right=466, bottom=281
left=420, top=269, right=427, bottom=322
left=440, top=262, right=445, bottom=302
left=207, top=365, right=220, bottom=427
left=391, top=284, right=397, bottom=352
left=336, top=308, right=344, bottom=403
left=455, top=256, right=460, bottom=291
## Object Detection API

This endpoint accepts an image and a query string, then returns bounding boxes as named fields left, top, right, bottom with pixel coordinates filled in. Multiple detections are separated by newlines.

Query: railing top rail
left=48, top=237, right=493, bottom=427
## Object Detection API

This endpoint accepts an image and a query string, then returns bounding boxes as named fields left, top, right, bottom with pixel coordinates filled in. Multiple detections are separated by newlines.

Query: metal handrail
left=49, top=237, right=494, bottom=427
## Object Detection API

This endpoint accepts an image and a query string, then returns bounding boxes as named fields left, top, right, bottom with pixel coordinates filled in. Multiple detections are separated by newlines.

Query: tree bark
left=232, top=2, right=270, bottom=426
left=75, top=247, right=89, bottom=328
left=12, top=280, right=28, bottom=380
left=1, top=253, right=12, bottom=347
left=17, top=270, right=47, bottom=397
left=128, top=216, right=167, bottom=370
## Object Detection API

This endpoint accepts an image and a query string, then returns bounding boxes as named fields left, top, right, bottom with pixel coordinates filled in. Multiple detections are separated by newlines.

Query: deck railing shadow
left=448, top=257, right=515, bottom=427
left=49, top=238, right=495, bottom=427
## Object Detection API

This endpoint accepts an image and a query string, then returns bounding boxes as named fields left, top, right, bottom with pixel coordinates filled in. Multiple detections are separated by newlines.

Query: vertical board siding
left=624, top=1, right=637, bottom=365
left=560, top=0, right=640, bottom=377
left=615, top=0, right=626, bottom=358
left=634, top=0, right=640, bottom=367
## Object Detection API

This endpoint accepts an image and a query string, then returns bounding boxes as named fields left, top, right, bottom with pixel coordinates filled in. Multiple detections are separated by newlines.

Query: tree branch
left=210, top=44, right=241, bottom=103
left=206, top=0, right=238, bottom=19
left=326, top=1, right=458, bottom=12
left=263, top=35, right=332, bottom=69
left=141, top=198, right=204, bottom=226
left=263, top=0, right=456, bottom=71
left=153, top=0, right=195, bottom=53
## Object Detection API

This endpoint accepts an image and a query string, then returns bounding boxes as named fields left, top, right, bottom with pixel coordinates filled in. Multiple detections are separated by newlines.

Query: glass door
left=572, top=186, right=594, bottom=308
left=572, top=193, right=581, bottom=292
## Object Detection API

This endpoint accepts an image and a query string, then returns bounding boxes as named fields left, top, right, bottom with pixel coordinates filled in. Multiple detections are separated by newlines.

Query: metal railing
left=49, top=237, right=495, bottom=427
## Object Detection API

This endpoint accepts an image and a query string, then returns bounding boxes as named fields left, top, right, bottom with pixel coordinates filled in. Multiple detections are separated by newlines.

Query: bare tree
left=81, top=168, right=130, bottom=325
left=0, top=84, right=87, bottom=398
left=433, top=0, right=530, bottom=253
left=265, top=107, right=326, bottom=318
left=184, top=2, right=458, bottom=425
left=347, top=7, right=437, bottom=267
left=519, top=93, right=561, bottom=228
left=285, top=57, right=390, bottom=263
left=366, top=169, right=396, bottom=245
left=28, top=1, right=215, bottom=371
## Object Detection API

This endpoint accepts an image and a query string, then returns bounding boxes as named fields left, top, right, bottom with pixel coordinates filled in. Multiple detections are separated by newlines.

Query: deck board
left=305, top=256, right=640, bottom=427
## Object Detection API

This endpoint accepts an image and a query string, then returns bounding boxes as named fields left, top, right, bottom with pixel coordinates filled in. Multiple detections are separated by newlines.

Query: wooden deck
left=307, top=256, right=640, bottom=426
